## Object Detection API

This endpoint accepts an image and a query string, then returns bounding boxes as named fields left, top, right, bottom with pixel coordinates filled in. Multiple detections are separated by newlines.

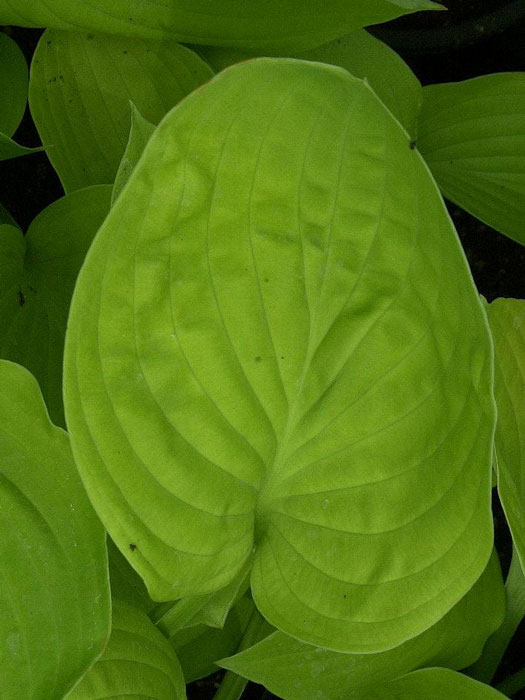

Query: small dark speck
left=343, top=594, right=347, bottom=599
left=123, top=50, right=128, bottom=54
left=46, top=40, right=52, bottom=45
left=255, top=356, right=262, bottom=363
left=129, top=543, right=137, bottom=551
left=86, top=34, right=94, bottom=40
left=18, top=290, right=25, bottom=307
left=48, top=76, right=57, bottom=83
left=264, top=277, right=269, bottom=283
left=409, top=140, right=417, bottom=150
left=280, top=356, right=284, bottom=360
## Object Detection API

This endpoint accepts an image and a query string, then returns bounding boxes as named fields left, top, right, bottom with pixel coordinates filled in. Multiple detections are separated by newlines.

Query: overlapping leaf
left=112, top=104, right=155, bottom=205
left=219, top=553, right=504, bottom=700
left=363, top=668, right=507, bottom=699
left=418, top=74, right=525, bottom=245
left=64, top=58, right=495, bottom=653
left=0, top=185, right=111, bottom=426
left=194, top=29, right=421, bottom=135
left=29, top=30, right=212, bottom=192
left=0, top=0, right=442, bottom=51
left=67, top=598, right=186, bottom=700
left=486, top=298, right=525, bottom=571
left=0, top=360, right=110, bottom=700
left=0, top=31, right=42, bottom=160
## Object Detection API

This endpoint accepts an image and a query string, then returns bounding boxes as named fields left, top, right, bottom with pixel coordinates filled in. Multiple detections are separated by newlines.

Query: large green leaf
left=64, top=58, right=495, bottom=654
left=29, top=30, right=212, bottom=192
left=194, top=29, right=421, bottom=136
left=0, top=1, right=442, bottom=51
left=486, top=298, right=525, bottom=571
left=0, top=31, right=28, bottom=136
left=418, top=74, right=525, bottom=246
left=0, top=185, right=111, bottom=426
left=67, top=598, right=186, bottom=700
left=219, top=553, right=504, bottom=700
left=0, top=360, right=110, bottom=700
left=28, top=30, right=210, bottom=189
left=364, top=668, right=508, bottom=699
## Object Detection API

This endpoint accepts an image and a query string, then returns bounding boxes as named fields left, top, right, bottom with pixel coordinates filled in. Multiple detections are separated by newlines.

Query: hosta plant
left=1, top=3, right=524, bottom=700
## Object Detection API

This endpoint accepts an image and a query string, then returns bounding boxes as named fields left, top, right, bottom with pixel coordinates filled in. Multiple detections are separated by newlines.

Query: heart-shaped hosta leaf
left=0, top=185, right=111, bottom=426
left=0, top=0, right=442, bottom=52
left=67, top=598, right=186, bottom=700
left=29, top=30, right=212, bottom=192
left=418, top=74, right=525, bottom=246
left=193, top=29, right=421, bottom=136
left=363, top=668, right=508, bottom=699
left=219, top=553, right=504, bottom=700
left=0, top=360, right=110, bottom=700
left=486, top=298, right=525, bottom=570
left=64, top=58, right=496, bottom=653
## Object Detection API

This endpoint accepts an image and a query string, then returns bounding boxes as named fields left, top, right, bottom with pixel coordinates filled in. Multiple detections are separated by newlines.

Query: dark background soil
left=1, top=0, right=525, bottom=697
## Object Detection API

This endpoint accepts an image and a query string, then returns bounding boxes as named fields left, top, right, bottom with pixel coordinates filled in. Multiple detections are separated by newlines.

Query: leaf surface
left=67, top=598, right=186, bottom=700
left=29, top=30, right=212, bottom=192
left=112, top=103, right=155, bottom=205
left=0, top=185, right=111, bottom=425
left=486, top=298, right=525, bottom=571
left=64, top=58, right=496, bottom=653
left=0, top=31, right=28, bottom=136
left=363, top=667, right=508, bottom=699
left=418, top=74, right=525, bottom=245
left=219, top=553, right=504, bottom=700
left=194, top=29, right=421, bottom=135
left=0, top=360, right=110, bottom=700
left=0, top=0, right=442, bottom=51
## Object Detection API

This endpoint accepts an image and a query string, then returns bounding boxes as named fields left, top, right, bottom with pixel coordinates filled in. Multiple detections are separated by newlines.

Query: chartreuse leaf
left=486, top=298, right=525, bottom=569
left=0, top=185, right=111, bottom=426
left=172, top=595, right=256, bottom=683
left=194, top=29, right=421, bottom=136
left=67, top=598, right=186, bottom=700
left=29, top=30, right=212, bottom=192
left=0, top=1, right=442, bottom=52
left=112, top=104, right=155, bottom=205
left=0, top=360, right=110, bottom=700
left=418, top=74, right=525, bottom=246
left=219, top=553, right=504, bottom=700
left=64, top=58, right=495, bottom=654
left=0, top=31, right=43, bottom=160
left=364, top=668, right=508, bottom=699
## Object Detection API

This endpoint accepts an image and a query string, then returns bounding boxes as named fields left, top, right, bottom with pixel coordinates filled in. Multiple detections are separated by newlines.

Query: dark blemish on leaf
left=46, top=40, right=52, bottom=46
left=264, top=277, right=269, bottom=283
left=48, top=76, right=57, bottom=83
left=129, top=543, right=137, bottom=551
left=409, top=140, right=417, bottom=150
left=280, top=356, right=284, bottom=360
left=18, top=289, right=25, bottom=307
left=343, top=594, right=347, bottom=599
left=86, top=34, right=94, bottom=40
left=255, top=356, right=262, bottom=363
left=123, top=50, right=128, bottom=54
